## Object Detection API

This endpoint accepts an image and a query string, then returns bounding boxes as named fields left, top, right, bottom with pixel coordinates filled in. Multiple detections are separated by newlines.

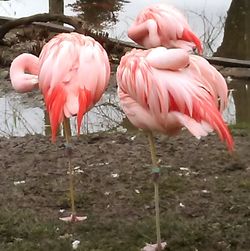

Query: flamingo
left=10, top=32, right=111, bottom=222
left=117, top=47, right=233, bottom=250
left=128, top=3, right=203, bottom=54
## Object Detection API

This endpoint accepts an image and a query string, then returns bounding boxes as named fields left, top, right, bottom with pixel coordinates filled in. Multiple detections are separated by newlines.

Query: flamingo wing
left=117, top=47, right=233, bottom=151
left=39, top=33, right=110, bottom=140
left=188, top=55, right=228, bottom=111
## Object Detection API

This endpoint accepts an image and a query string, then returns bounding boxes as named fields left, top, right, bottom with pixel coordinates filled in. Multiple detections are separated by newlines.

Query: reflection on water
left=69, top=89, right=124, bottom=135
left=0, top=89, right=125, bottom=137
left=223, top=90, right=236, bottom=125
left=68, top=0, right=129, bottom=29
left=228, top=80, right=250, bottom=127
left=0, top=93, right=44, bottom=137
left=0, top=81, right=249, bottom=137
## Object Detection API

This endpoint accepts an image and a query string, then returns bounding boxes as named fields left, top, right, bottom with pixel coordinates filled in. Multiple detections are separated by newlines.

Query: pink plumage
left=38, top=33, right=110, bottom=140
left=10, top=53, right=39, bottom=92
left=10, top=32, right=111, bottom=141
left=128, top=3, right=203, bottom=54
left=117, top=47, right=233, bottom=151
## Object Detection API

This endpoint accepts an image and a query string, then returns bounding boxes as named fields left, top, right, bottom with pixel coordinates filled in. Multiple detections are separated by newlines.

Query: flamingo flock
left=9, top=3, right=233, bottom=251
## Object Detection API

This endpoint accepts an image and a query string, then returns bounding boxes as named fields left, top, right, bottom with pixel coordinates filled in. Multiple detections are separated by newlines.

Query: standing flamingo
left=117, top=47, right=233, bottom=250
left=125, top=4, right=230, bottom=249
left=10, top=32, right=111, bottom=222
left=128, top=3, right=203, bottom=54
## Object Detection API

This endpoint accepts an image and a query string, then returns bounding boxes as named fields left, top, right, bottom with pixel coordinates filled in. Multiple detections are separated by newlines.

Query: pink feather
left=117, top=47, right=234, bottom=151
left=128, top=3, right=203, bottom=54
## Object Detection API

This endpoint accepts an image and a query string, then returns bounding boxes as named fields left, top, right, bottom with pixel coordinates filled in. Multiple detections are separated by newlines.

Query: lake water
left=0, top=0, right=249, bottom=137
left=0, top=88, right=124, bottom=137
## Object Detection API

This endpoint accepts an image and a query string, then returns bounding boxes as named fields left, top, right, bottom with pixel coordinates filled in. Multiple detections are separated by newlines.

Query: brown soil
left=0, top=129, right=250, bottom=250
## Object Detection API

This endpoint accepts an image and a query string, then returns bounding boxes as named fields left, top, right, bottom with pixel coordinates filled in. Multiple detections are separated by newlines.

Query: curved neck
left=10, top=53, right=39, bottom=75
left=10, top=53, right=39, bottom=93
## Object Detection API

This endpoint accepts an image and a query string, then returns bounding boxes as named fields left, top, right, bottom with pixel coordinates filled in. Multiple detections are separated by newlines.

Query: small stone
left=72, top=240, right=80, bottom=250
left=0, top=70, right=9, bottom=79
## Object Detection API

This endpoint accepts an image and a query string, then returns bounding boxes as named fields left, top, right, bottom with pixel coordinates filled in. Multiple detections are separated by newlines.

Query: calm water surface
left=0, top=0, right=249, bottom=137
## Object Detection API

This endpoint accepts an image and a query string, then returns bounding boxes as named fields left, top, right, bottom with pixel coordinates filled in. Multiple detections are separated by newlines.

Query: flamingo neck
left=11, top=53, right=39, bottom=75
left=10, top=53, right=39, bottom=93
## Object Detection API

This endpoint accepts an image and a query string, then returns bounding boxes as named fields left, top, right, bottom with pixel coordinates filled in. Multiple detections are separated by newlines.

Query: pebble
left=0, top=70, right=9, bottom=79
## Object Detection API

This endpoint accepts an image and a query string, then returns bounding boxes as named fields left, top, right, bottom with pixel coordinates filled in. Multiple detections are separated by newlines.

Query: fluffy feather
left=117, top=47, right=233, bottom=151
left=38, top=33, right=110, bottom=140
left=128, top=3, right=203, bottom=54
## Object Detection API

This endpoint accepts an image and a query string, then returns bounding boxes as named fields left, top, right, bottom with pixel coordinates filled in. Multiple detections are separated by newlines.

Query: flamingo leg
left=146, top=131, right=166, bottom=251
left=63, top=118, right=76, bottom=216
left=59, top=118, right=87, bottom=223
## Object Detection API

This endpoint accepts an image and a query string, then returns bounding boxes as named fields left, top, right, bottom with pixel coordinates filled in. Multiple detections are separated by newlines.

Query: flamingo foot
left=141, top=242, right=167, bottom=251
left=59, top=214, right=87, bottom=223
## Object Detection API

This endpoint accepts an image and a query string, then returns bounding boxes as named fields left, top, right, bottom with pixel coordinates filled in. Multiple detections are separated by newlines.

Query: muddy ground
left=0, top=129, right=250, bottom=251
left=0, top=29, right=250, bottom=251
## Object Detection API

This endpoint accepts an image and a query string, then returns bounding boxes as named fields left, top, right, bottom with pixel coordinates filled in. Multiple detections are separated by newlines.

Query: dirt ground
left=0, top=29, right=250, bottom=251
left=0, top=128, right=249, bottom=251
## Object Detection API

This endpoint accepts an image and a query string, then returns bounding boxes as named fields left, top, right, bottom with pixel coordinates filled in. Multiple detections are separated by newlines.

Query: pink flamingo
left=10, top=32, right=111, bottom=222
left=128, top=3, right=203, bottom=54
left=117, top=47, right=233, bottom=250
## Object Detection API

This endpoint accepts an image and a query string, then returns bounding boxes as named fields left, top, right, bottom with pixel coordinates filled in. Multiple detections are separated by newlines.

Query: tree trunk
left=215, top=0, right=250, bottom=60
left=49, top=0, right=64, bottom=15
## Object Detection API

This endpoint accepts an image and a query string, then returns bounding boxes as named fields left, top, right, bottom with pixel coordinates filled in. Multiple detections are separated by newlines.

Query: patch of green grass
left=229, top=123, right=250, bottom=132
left=0, top=203, right=250, bottom=251
left=0, top=209, right=72, bottom=251
left=162, top=175, right=189, bottom=192
left=1, top=165, right=250, bottom=251
left=238, top=179, right=250, bottom=190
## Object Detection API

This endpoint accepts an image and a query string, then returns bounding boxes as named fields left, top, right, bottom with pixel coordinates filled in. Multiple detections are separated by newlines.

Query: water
left=227, top=80, right=250, bottom=128
left=0, top=93, right=44, bottom=137
left=0, top=0, right=249, bottom=137
left=0, top=88, right=124, bottom=137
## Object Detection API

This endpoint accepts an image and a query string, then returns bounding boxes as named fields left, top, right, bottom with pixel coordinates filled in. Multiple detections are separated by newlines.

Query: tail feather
left=191, top=96, right=234, bottom=152
left=204, top=103, right=234, bottom=152
left=172, top=95, right=234, bottom=152
left=190, top=94, right=234, bottom=152
left=44, top=84, right=66, bottom=142
left=77, top=88, right=92, bottom=135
